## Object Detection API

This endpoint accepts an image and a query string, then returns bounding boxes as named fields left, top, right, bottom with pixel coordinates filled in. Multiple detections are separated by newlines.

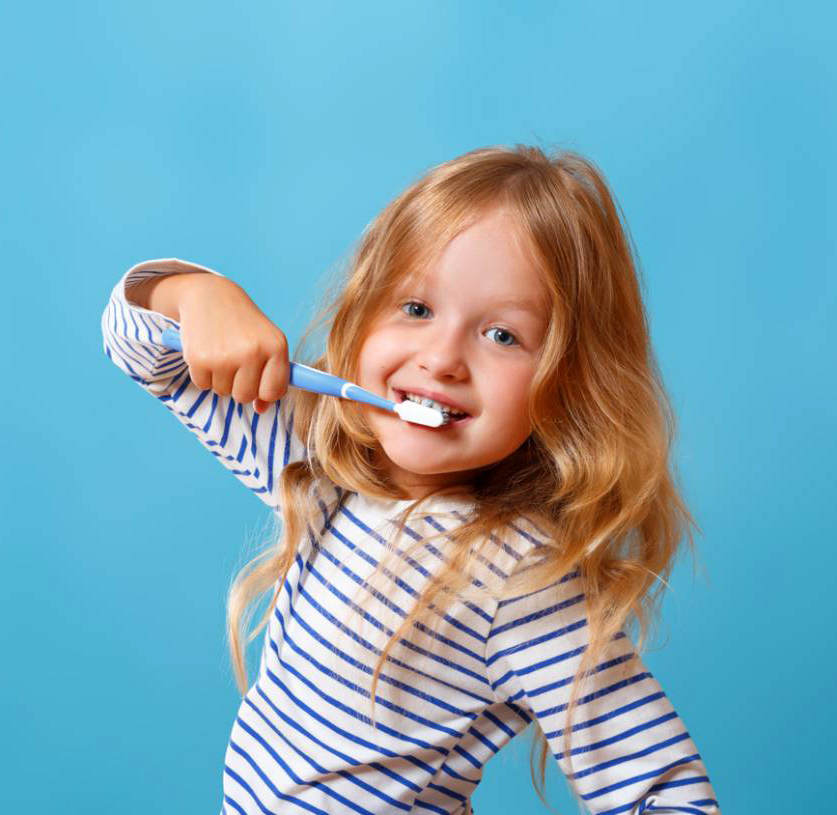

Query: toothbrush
left=159, top=327, right=445, bottom=428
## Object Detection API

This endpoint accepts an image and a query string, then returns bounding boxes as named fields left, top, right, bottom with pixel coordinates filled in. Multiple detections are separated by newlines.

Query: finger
left=181, top=340, right=213, bottom=391
left=231, top=359, right=264, bottom=405
left=257, top=354, right=290, bottom=404
left=188, top=361, right=213, bottom=391
left=211, top=362, right=237, bottom=397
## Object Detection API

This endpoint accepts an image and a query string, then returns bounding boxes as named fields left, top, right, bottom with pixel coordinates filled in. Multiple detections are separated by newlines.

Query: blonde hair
left=226, top=144, right=698, bottom=812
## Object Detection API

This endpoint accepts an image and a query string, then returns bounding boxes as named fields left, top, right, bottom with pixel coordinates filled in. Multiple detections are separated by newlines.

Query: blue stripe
left=121, top=300, right=146, bottom=343
left=466, top=724, right=499, bottom=755
left=451, top=510, right=525, bottom=564
left=171, top=367, right=193, bottom=401
left=417, top=537, right=488, bottom=592
left=320, top=501, right=485, bottom=645
left=104, top=335, right=143, bottom=379
left=245, top=698, right=414, bottom=812
left=292, top=576, right=493, bottom=707
left=235, top=716, right=380, bottom=815
left=267, top=629, right=448, bottom=756
left=253, top=684, right=422, bottom=796
left=351, top=504, right=495, bottom=621
left=126, top=307, right=143, bottom=342
left=452, top=743, right=482, bottom=771
left=411, top=798, right=450, bottom=815
left=482, top=708, right=515, bottom=739
left=116, top=295, right=129, bottom=339
left=570, top=732, right=692, bottom=781
left=267, top=400, right=280, bottom=495
left=648, top=777, right=711, bottom=794
left=340, top=503, right=494, bottom=626
left=299, top=544, right=493, bottom=689
left=494, top=630, right=628, bottom=693
left=284, top=581, right=480, bottom=719
left=495, top=567, right=580, bottom=609
left=485, top=616, right=588, bottom=668
left=426, top=779, right=467, bottom=804
left=224, top=747, right=329, bottom=815
left=545, top=691, right=667, bottom=739
left=507, top=519, right=546, bottom=547
left=135, top=310, right=155, bottom=343
left=528, top=651, right=636, bottom=698
left=424, top=516, right=509, bottom=580
left=260, top=666, right=436, bottom=778
left=273, top=606, right=464, bottom=739
left=585, top=753, right=701, bottom=804
left=251, top=686, right=363, bottom=775
left=489, top=592, right=586, bottom=639
left=203, top=393, right=219, bottom=434
left=436, top=757, right=480, bottom=786
left=249, top=409, right=259, bottom=458
left=312, top=522, right=485, bottom=663
left=148, top=392, right=277, bottom=503
left=284, top=409, right=294, bottom=467
left=555, top=711, right=679, bottom=761
left=220, top=396, right=235, bottom=447
left=536, top=669, right=652, bottom=719
left=106, top=324, right=154, bottom=374
left=222, top=794, right=247, bottom=815
left=506, top=701, right=531, bottom=725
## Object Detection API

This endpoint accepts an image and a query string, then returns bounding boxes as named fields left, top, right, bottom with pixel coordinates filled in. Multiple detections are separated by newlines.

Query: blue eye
left=402, top=301, right=431, bottom=318
left=485, top=327, right=518, bottom=347
left=402, top=302, right=519, bottom=346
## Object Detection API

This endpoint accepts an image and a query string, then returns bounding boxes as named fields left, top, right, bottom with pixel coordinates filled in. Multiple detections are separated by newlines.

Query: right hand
left=177, top=275, right=290, bottom=415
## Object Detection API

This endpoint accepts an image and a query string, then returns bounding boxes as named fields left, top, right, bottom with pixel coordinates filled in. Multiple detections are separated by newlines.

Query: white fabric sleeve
left=100, top=257, right=308, bottom=514
left=484, top=564, right=721, bottom=814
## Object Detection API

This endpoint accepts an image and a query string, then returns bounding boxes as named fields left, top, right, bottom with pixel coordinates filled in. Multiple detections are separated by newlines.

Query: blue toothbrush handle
left=159, top=327, right=393, bottom=410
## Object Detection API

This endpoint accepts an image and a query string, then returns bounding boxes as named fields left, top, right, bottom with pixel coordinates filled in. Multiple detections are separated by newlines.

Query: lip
left=392, top=386, right=472, bottom=416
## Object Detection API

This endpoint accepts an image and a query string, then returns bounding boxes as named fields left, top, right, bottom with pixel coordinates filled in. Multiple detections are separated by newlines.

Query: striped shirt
left=101, top=258, right=721, bottom=815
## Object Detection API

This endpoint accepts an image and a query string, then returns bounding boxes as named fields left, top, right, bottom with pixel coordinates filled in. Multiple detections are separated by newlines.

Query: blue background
left=3, top=2, right=835, bottom=812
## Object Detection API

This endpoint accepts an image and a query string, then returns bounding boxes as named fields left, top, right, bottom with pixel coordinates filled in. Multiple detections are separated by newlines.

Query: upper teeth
left=402, top=392, right=465, bottom=416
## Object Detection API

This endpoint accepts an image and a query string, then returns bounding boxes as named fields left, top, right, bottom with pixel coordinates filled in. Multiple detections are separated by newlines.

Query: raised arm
left=101, top=258, right=308, bottom=513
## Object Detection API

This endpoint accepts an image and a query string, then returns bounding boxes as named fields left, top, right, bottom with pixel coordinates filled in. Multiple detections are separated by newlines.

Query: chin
left=386, top=453, right=454, bottom=476
left=379, top=440, right=468, bottom=477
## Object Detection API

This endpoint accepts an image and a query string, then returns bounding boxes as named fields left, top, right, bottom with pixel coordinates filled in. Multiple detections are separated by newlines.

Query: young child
left=101, top=145, right=721, bottom=815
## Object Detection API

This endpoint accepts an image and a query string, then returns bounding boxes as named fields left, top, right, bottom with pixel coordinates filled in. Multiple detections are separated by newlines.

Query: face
left=356, top=207, right=549, bottom=499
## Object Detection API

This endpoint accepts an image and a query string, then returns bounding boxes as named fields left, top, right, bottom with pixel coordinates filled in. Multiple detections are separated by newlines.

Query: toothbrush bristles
left=394, top=400, right=446, bottom=427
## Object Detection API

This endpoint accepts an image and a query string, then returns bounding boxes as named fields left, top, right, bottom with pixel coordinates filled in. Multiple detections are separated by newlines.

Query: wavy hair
left=225, top=144, right=698, bottom=813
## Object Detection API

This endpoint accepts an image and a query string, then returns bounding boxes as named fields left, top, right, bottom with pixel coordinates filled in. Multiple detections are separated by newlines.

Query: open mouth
left=394, top=389, right=473, bottom=426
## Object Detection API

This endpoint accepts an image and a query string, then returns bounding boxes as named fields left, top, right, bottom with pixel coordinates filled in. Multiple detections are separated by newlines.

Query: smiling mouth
left=393, top=389, right=472, bottom=425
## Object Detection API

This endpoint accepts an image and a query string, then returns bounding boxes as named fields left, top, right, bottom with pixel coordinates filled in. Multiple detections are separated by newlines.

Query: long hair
left=225, top=144, right=698, bottom=812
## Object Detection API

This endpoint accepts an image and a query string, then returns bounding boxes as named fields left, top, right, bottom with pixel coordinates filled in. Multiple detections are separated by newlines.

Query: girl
left=101, top=145, right=720, bottom=815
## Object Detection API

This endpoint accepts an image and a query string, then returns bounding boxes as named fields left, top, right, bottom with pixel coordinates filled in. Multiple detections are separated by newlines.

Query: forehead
left=398, top=208, right=548, bottom=315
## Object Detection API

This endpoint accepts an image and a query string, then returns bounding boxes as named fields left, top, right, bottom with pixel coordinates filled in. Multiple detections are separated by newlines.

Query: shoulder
left=491, top=513, right=583, bottom=605
left=446, top=511, right=557, bottom=598
left=497, top=512, right=554, bottom=569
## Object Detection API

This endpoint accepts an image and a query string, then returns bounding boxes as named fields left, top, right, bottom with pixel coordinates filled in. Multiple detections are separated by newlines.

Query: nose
left=415, top=325, right=469, bottom=381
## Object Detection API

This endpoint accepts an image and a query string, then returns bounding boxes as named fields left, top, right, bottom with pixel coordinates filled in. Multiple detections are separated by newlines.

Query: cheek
left=486, top=367, right=533, bottom=424
left=357, top=329, right=397, bottom=386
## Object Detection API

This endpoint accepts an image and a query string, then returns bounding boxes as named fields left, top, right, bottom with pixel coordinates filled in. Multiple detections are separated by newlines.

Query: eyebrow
left=494, top=297, right=545, bottom=318
left=396, top=278, right=546, bottom=320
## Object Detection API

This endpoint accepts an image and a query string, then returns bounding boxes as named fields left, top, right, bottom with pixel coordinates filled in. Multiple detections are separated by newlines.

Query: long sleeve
left=101, top=258, right=308, bottom=514
left=484, top=563, right=720, bottom=815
